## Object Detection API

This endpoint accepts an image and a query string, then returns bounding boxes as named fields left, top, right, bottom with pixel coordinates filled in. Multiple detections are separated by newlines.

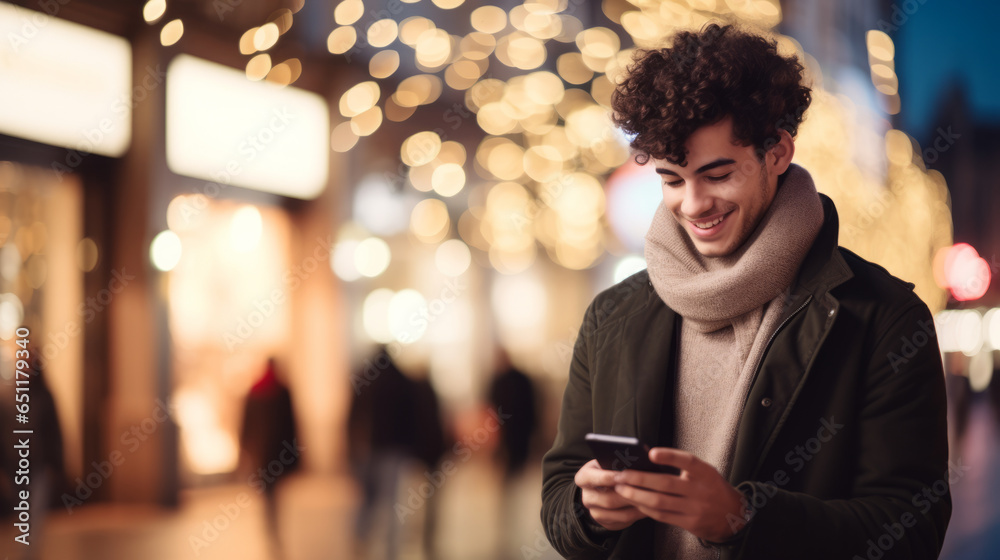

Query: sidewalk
left=1, top=454, right=560, bottom=560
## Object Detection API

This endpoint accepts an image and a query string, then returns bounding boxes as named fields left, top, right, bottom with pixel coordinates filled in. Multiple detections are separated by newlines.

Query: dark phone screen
left=585, top=433, right=681, bottom=475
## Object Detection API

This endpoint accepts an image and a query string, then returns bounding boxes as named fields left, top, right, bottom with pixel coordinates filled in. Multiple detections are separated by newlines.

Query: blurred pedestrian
left=0, top=358, right=65, bottom=560
left=347, top=347, right=416, bottom=560
left=488, top=348, right=538, bottom=480
left=409, top=366, right=447, bottom=559
left=238, top=357, right=299, bottom=560
left=487, top=348, right=538, bottom=559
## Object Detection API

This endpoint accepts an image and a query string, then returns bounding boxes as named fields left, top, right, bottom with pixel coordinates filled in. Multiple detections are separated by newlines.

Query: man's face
left=652, top=117, right=779, bottom=258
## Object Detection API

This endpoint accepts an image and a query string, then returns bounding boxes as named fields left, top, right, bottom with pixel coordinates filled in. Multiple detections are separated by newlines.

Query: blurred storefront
left=0, top=0, right=352, bottom=507
left=0, top=1, right=132, bottom=499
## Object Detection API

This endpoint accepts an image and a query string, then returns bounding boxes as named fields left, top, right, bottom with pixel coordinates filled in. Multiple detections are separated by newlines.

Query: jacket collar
left=789, top=193, right=854, bottom=302
left=727, top=193, right=855, bottom=484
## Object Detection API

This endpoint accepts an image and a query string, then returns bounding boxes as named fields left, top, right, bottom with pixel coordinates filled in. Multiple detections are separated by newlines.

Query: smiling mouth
left=691, top=211, right=732, bottom=229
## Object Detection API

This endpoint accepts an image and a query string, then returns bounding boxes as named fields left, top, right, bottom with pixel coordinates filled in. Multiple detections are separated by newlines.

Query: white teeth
left=694, top=214, right=725, bottom=229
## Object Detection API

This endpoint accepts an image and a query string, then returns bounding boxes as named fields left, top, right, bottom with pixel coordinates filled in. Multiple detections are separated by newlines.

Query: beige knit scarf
left=645, top=163, right=823, bottom=559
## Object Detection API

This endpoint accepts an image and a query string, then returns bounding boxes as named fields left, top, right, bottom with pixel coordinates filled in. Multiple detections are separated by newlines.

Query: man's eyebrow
left=655, top=158, right=737, bottom=176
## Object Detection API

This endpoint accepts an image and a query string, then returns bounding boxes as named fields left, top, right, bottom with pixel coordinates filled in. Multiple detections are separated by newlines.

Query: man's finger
left=581, top=488, right=635, bottom=511
left=575, top=459, right=620, bottom=489
left=615, top=482, right=688, bottom=513
left=613, top=469, right=686, bottom=496
left=649, top=447, right=699, bottom=472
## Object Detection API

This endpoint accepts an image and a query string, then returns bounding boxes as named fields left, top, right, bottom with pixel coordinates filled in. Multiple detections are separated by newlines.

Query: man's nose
left=680, top=182, right=714, bottom=219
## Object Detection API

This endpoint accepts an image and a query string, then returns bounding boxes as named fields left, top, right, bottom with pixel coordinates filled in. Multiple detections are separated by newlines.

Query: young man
left=541, top=23, right=951, bottom=559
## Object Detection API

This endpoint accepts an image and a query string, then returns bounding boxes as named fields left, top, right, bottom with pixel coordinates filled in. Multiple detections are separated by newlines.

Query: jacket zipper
left=741, top=295, right=814, bottom=409
left=722, top=296, right=814, bottom=560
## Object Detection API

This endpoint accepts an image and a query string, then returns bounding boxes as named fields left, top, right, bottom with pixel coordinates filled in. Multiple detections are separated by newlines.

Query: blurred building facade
left=0, top=0, right=352, bottom=508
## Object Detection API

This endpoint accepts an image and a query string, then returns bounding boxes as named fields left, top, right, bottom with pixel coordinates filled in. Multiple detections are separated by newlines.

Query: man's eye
left=707, top=172, right=733, bottom=182
left=665, top=179, right=683, bottom=187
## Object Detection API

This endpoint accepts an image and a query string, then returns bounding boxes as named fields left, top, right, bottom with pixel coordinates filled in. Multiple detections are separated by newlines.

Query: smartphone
left=585, top=433, right=680, bottom=475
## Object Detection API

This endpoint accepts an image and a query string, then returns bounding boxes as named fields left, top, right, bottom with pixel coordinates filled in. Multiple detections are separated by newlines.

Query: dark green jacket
left=541, top=195, right=951, bottom=559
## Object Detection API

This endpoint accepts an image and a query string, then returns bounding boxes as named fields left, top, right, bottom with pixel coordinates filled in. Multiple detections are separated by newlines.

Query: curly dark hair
left=611, top=23, right=812, bottom=166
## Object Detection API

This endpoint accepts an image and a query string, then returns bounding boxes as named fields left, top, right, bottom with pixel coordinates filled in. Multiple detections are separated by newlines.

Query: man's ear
left=768, top=129, right=795, bottom=175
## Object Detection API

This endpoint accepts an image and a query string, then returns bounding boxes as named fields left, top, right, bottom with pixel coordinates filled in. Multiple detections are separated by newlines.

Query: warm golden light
left=876, top=82, right=898, bottom=96
left=272, top=58, right=302, bottom=85
left=239, top=27, right=258, bottom=55
left=318, top=0, right=953, bottom=285
left=399, top=16, right=435, bottom=46
left=884, top=130, right=913, bottom=167
left=166, top=54, right=329, bottom=199
left=576, top=27, right=620, bottom=65
left=465, top=78, right=505, bottom=113
left=445, top=60, right=482, bottom=90
left=245, top=53, right=271, bottom=81
left=363, top=289, right=395, bottom=343
left=496, top=32, right=546, bottom=70
left=408, top=162, right=436, bottom=192
left=160, top=19, right=184, bottom=46
left=72, top=237, right=98, bottom=273
left=230, top=206, right=263, bottom=253
left=524, top=71, right=565, bottom=105
left=254, top=22, right=280, bottom=51
left=265, top=62, right=292, bottom=86
left=432, top=163, right=466, bottom=197
left=143, top=0, right=166, bottom=23
left=459, top=32, right=496, bottom=61
left=523, top=145, right=564, bottom=182
left=334, top=0, right=364, bottom=26
left=384, top=96, right=417, bottom=122
left=393, top=74, right=442, bottom=107
left=350, top=106, right=383, bottom=136
left=174, top=390, right=239, bottom=475
left=870, top=62, right=895, bottom=80
left=486, top=142, right=525, bottom=181
left=410, top=198, right=451, bottom=243
left=388, top=289, right=429, bottom=343
left=327, top=25, right=358, bottom=54
left=339, top=81, right=381, bottom=118
left=370, top=50, right=400, bottom=79
left=438, top=141, right=467, bottom=166
left=270, top=9, right=294, bottom=35
left=471, top=5, right=507, bottom=33
left=477, top=102, right=517, bottom=135
left=557, top=52, right=593, bottom=85
left=435, top=239, right=472, bottom=276
left=620, top=10, right=662, bottom=44
left=331, top=121, right=359, bottom=153
left=150, top=230, right=182, bottom=271
left=866, top=29, right=895, bottom=61
left=415, top=28, right=453, bottom=70
left=368, top=18, right=399, bottom=48
left=355, top=237, right=391, bottom=277
left=401, top=131, right=442, bottom=167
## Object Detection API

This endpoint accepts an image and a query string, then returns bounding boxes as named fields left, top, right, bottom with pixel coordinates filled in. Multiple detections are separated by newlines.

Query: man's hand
left=574, top=459, right=647, bottom=531
left=612, top=448, right=748, bottom=542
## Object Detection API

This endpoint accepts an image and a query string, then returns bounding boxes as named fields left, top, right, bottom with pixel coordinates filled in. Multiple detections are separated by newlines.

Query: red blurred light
left=941, top=243, right=991, bottom=301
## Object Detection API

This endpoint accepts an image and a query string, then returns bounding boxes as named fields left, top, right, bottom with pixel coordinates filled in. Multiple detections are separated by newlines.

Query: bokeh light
left=143, top=0, right=166, bottom=23
left=230, top=206, right=263, bottom=253
left=435, top=239, right=472, bottom=276
left=354, top=237, right=391, bottom=277
left=160, top=19, right=184, bottom=47
left=150, top=230, right=183, bottom=272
